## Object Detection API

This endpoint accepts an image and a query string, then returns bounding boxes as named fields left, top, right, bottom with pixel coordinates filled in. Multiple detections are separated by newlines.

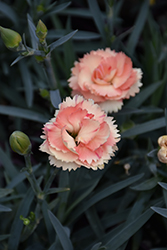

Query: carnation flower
left=68, top=48, right=142, bottom=113
left=39, top=95, right=120, bottom=171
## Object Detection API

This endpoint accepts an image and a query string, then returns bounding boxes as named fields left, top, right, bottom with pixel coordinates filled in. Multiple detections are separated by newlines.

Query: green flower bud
left=0, top=26, right=23, bottom=51
left=9, top=131, right=31, bottom=155
left=36, top=20, right=47, bottom=41
left=20, top=215, right=30, bottom=225
left=39, top=88, right=49, bottom=98
left=28, top=211, right=35, bottom=221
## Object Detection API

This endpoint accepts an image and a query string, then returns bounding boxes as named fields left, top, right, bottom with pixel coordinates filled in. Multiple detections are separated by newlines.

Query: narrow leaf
left=126, top=81, right=162, bottom=109
left=50, top=90, right=62, bottom=108
left=0, top=234, right=10, bottom=241
left=48, top=30, right=100, bottom=40
left=0, top=105, right=49, bottom=122
left=0, top=2, right=18, bottom=25
left=0, top=204, right=12, bottom=212
left=88, top=0, right=105, bottom=39
left=158, top=182, right=167, bottom=191
left=8, top=187, right=35, bottom=250
left=122, top=117, right=165, bottom=138
left=48, top=210, right=73, bottom=250
left=127, top=0, right=149, bottom=54
left=151, top=206, right=167, bottom=218
left=46, top=187, right=70, bottom=195
left=69, top=174, right=144, bottom=222
left=85, top=174, right=144, bottom=209
left=130, top=176, right=161, bottom=191
left=105, top=208, right=154, bottom=249
left=0, top=188, right=13, bottom=198
left=90, top=242, right=103, bottom=250
left=49, top=30, right=78, bottom=52
left=19, top=61, right=33, bottom=107
left=42, top=201, right=55, bottom=244
left=7, top=164, right=41, bottom=189
left=45, top=2, right=71, bottom=16
left=11, top=55, right=25, bottom=66
left=27, top=14, right=39, bottom=49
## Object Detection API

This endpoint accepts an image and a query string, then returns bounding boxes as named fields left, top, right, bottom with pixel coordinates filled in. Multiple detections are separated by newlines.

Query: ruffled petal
left=76, top=119, right=100, bottom=144
left=86, top=122, right=110, bottom=150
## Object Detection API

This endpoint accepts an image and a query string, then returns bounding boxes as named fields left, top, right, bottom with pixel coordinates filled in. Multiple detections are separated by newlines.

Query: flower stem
left=24, top=153, right=42, bottom=196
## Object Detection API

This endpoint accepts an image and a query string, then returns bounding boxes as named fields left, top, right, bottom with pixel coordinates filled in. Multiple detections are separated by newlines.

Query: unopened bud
left=158, top=135, right=167, bottom=148
left=0, top=26, right=23, bottom=51
left=124, top=163, right=131, bottom=175
left=36, top=20, right=47, bottom=42
left=157, top=146, right=167, bottom=164
left=9, top=131, right=31, bottom=155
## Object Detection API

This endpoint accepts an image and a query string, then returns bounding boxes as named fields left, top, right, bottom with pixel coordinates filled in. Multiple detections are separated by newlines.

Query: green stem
left=24, top=153, right=42, bottom=196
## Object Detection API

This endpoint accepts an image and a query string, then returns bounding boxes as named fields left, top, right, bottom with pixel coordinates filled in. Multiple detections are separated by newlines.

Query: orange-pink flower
left=39, top=95, right=120, bottom=171
left=68, top=48, right=142, bottom=113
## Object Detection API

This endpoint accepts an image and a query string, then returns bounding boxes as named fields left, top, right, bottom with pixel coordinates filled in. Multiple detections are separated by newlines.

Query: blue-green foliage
left=1, top=0, right=167, bottom=249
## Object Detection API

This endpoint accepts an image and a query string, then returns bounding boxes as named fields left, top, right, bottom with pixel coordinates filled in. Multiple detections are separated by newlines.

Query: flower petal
left=76, top=119, right=100, bottom=144
left=86, top=122, right=110, bottom=150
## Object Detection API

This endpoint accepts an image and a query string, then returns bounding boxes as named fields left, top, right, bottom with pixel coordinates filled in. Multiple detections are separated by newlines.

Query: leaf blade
left=48, top=210, right=73, bottom=250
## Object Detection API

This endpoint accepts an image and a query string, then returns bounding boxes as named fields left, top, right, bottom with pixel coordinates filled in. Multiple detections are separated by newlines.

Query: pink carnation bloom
left=39, top=95, right=120, bottom=171
left=68, top=48, right=142, bottom=113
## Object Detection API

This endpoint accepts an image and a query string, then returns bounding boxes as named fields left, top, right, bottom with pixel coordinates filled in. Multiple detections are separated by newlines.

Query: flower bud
left=9, top=131, right=31, bottom=155
left=157, top=146, right=167, bottom=164
left=36, top=20, right=47, bottom=42
left=0, top=26, right=22, bottom=51
left=158, top=135, right=167, bottom=148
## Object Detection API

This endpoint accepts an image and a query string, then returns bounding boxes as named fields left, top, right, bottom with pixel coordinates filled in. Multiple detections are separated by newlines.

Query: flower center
left=92, top=58, right=116, bottom=85
left=66, top=130, right=80, bottom=146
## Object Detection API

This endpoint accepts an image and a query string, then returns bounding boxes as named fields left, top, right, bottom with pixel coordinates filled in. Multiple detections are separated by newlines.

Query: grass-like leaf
left=105, top=208, right=154, bottom=249
left=50, top=89, right=62, bottom=108
left=151, top=206, right=167, bottom=219
left=44, top=2, right=71, bottom=16
left=0, top=147, right=26, bottom=193
left=19, top=61, right=33, bottom=107
left=48, top=30, right=101, bottom=40
left=6, top=164, right=41, bottom=189
left=11, top=55, right=25, bottom=66
left=0, top=188, right=13, bottom=198
left=42, top=200, right=55, bottom=244
left=130, top=176, right=162, bottom=191
left=0, top=105, right=49, bottom=122
left=122, top=117, right=165, bottom=138
left=8, top=187, right=35, bottom=250
left=90, top=242, right=104, bottom=250
left=27, top=14, right=39, bottom=49
left=126, top=81, right=162, bottom=109
left=48, top=30, right=78, bottom=53
left=88, top=0, right=105, bottom=40
left=127, top=0, right=149, bottom=54
left=0, top=234, right=10, bottom=241
left=158, top=182, right=167, bottom=191
left=69, top=173, right=144, bottom=223
left=46, top=187, right=70, bottom=195
left=48, top=210, right=73, bottom=250
left=0, top=204, right=12, bottom=212
left=0, top=2, right=18, bottom=25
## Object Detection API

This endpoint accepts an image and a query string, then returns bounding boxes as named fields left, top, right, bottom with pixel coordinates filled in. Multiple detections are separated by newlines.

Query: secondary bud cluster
left=157, top=135, right=167, bottom=164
